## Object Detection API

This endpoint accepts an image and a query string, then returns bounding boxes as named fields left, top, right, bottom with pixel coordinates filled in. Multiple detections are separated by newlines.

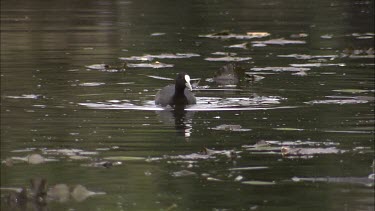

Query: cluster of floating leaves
left=341, top=48, right=375, bottom=59
left=1, top=178, right=105, bottom=209
left=2, top=147, right=126, bottom=168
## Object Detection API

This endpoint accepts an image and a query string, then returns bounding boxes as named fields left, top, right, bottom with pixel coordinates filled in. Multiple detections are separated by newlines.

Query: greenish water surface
left=1, top=0, right=374, bottom=210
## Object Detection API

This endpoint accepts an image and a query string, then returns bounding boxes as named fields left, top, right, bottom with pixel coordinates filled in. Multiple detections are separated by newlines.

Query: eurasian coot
left=155, top=72, right=196, bottom=107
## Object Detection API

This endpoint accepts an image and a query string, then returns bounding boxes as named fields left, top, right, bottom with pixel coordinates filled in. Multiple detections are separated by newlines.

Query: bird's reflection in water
left=156, top=105, right=194, bottom=140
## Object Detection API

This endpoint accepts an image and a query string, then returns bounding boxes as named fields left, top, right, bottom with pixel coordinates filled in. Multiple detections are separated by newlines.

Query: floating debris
left=290, top=63, right=346, bottom=67
left=10, top=154, right=58, bottom=165
left=43, top=148, right=98, bottom=157
left=205, top=56, right=252, bottom=62
left=2, top=178, right=105, bottom=209
left=48, top=184, right=70, bottom=202
left=206, top=177, right=223, bottom=182
left=86, top=64, right=124, bottom=72
left=274, top=128, right=304, bottom=131
left=27, top=154, right=46, bottom=164
left=71, top=185, right=106, bottom=202
left=234, top=175, right=243, bottom=182
left=211, top=52, right=237, bottom=56
left=266, top=140, right=340, bottom=147
left=6, top=94, right=40, bottom=99
left=242, top=180, right=276, bottom=185
left=119, top=53, right=200, bottom=61
left=144, top=75, right=174, bottom=81
left=281, top=146, right=344, bottom=156
left=82, top=161, right=122, bottom=168
left=332, top=89, right=373, bottom=94
left=119, top=56, right=152, bottom=61
left=291, top=176, right=374, bottom=187
left=229, top=166, right=269, bottom=171
left=349, top=54, right=375, bottom=59
left=252, top=38, right=306, bottom=46
left=126, top=62, right=174, bottom=69
left=79, top=82, right=105, bottom=87
left=341, top=48, right=374, bottom=58
left=292, top=71, right=307, bottom=76
left=277, top=54, right=338, bottom=60
left=167, top=153, right=211, bottom=160
left=227, top=42, right=250, bottom=49
left=305, top=99, right=369, bottom=105
left=171, top=170, right=197, bottom=177
left=290, top=33, right=308, bottom=38
left=210, top=124, right=252, bottom=132
left=199, top=31, right=270, bottom=39
left=251, top=67, right=310, bottom=72
left=150, top=32, right=166, bottom=36
left=202, top=148, right=238, bottom=159
left=320, top=34, right=333, bottom=39
left=242, top=140, right=271, bottom=148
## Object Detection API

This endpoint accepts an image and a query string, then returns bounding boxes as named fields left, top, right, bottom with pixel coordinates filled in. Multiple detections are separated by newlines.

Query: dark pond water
left=1, top=0, right=374, bottom=210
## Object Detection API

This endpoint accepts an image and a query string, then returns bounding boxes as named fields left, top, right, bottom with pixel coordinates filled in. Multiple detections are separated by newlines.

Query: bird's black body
left=155, top=72, right=196, bottom=107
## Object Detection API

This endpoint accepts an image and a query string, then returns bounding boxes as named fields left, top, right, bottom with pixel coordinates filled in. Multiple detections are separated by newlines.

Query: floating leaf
left=206, top=177, right=223, bottom=182
left=199, top=31, right=270, bottom=40
left=126, top=62, right=174, bottom=69
left=229, top=166, right=269, bottom=171
left=251, top=67, right=310, bottom=72
left=205, top=56, right=252, bottom=62
left=172, top=170, right=197, bottom=177
left=252, top=38, right=305, bottom=45
left=48, top=184, right=70, bottom=202
left=210, top=124, right=251, bottom=132
left=71, top=185, right=106, bottom=202
left=274, top=128, right=304, bottom=131
left=242, top=180, right=276, bottom=185
left=27, top=154, right=45, bottom=164
left=305, top=99, right=368, bottom=105
left=332, top=89, right=371, bottom=94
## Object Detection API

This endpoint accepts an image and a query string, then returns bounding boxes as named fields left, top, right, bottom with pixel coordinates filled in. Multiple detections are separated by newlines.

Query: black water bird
left=155, top=72, right=196, bottom=107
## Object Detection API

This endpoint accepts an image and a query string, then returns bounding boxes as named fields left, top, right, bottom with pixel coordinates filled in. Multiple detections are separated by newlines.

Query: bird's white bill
left=185, top=75, right=193, bottom=91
